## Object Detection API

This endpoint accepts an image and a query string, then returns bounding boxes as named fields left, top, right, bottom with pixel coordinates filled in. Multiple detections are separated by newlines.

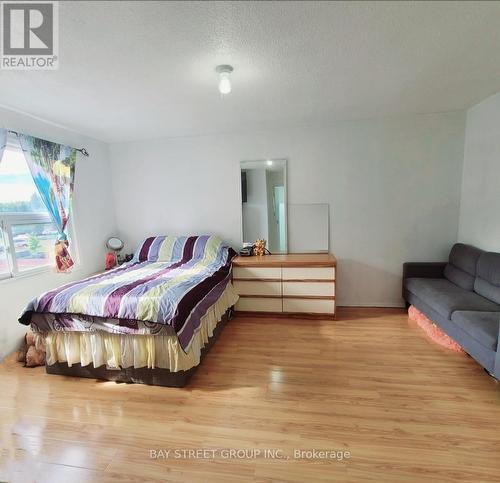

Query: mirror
left=106, top=237, right=124, bottom=252
left=240, top=159, right=287, bottom=254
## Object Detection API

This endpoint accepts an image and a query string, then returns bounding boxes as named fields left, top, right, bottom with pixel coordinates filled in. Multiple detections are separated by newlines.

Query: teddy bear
left=17, top=329, right=46, bottom=367
left=253, top=239, right=267, bottom=256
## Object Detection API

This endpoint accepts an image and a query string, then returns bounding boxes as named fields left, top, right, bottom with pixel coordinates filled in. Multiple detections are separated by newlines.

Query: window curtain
left=0, top=128, right=6, bottom=164
left=18, top=134, right=77, bottom=272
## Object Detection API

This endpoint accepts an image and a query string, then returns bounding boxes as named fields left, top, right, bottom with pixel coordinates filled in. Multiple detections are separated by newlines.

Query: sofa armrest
left=403, top=262, right=446, bottom=280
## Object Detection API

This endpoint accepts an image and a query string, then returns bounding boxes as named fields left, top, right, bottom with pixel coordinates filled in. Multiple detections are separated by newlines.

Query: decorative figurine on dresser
left=253, top=239, right=267, bottom=256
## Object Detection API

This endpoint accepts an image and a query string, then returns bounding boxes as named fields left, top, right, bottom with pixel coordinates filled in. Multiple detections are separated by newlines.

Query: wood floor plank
left=1, top=307, right=499, bottom=482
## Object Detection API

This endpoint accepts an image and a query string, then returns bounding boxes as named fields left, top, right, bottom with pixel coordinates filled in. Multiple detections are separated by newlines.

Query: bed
left=19, top=235, right=238, bottom=387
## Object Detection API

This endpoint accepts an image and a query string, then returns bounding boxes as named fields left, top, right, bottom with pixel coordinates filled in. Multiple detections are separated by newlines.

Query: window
left=0, top=134, right=67, bottom=279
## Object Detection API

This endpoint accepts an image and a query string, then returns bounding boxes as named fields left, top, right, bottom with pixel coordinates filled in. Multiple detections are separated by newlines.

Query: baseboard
left=338, top=303, right=406, bottom=309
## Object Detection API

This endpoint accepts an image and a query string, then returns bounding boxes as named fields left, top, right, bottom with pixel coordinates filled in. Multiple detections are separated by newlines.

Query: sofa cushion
left=451, top=311, right=500, bottom=351
left=404, top=278, right=500, bottom=319
left=474, top=252, right=500, bottom=305
left=444, top=243, right=483, bottom=291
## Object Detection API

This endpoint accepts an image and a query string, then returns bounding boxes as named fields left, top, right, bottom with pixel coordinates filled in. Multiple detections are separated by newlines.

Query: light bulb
left=266, top=160, right=273, bottom=166
left=215, top=65, right=234, bottom=95
left=218, top=73, right=231, bottom=94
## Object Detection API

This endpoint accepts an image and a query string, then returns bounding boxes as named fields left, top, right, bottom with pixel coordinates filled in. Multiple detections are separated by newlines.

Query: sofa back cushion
left=474, top=252, right=500, bottom=305
left=444, top=243, right=483, bottom=291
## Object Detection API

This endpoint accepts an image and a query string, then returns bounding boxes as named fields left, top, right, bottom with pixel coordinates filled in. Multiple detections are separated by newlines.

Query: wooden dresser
left=232, top=254, right=336, bottom=319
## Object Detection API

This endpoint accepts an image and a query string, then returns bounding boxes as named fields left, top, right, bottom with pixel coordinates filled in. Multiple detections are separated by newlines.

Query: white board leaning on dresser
left=288, top=203, right=329, bottom=253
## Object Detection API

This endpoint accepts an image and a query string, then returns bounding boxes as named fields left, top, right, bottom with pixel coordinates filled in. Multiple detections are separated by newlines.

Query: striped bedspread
left=19, top=235, right=236, bottom=351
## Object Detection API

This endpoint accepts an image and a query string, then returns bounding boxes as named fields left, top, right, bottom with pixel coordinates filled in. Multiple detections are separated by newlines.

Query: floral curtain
left=0, top=128, right=6, bottom=164
left=18, top=134, right=77, bottom=272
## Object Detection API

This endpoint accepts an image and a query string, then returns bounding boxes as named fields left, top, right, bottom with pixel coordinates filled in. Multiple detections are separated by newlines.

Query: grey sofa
left=403, top=243, right=500, bottom=379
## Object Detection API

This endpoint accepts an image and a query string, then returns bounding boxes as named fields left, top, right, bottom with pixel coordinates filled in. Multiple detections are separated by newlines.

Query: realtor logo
left=1, top=1, right=58, bottom=69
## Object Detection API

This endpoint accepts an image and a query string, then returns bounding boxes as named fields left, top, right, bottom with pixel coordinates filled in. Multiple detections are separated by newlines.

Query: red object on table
left=105, top=251, right=117, bottom=270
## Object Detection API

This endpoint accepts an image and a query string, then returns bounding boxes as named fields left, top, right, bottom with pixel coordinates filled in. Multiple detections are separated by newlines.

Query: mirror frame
left=239, top=159, right=288, bottom=254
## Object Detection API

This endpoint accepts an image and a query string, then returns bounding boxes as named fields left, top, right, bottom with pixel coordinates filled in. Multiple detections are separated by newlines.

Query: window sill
left=0, top=263, right=82, bottom=285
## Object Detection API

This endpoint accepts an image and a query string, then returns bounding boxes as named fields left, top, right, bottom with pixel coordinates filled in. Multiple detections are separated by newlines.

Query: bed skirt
left=45, top=310, right=231, bottom=387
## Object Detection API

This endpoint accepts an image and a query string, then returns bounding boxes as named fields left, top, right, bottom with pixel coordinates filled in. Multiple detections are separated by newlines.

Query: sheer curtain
left=18, top=134, right=77, bottom=272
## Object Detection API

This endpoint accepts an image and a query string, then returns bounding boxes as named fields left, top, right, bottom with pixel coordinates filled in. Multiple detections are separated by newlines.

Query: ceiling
left=1, top=1, right=500, bottom=143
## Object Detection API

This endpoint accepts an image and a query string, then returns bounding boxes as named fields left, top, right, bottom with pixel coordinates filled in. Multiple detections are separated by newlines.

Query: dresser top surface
left=232, top=253, right=336, bottom=267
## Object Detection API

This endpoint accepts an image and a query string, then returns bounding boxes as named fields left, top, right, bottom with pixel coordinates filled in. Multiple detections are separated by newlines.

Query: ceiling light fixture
left=266, top=160, right=273, bottom=166
left=215, top=64, right=233, bottom=95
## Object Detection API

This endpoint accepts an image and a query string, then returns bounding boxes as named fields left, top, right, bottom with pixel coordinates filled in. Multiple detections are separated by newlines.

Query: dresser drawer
left=233, top=266, right=281, bottom=280
left=282, top=281, right=335, bottom=297
left=283, top=298, right=335, bottom=314
left=233, top=280, right=282, bottom=296
left=282, top=267, right=335, bottom=281
left=235, top=297, right=283, bottom=313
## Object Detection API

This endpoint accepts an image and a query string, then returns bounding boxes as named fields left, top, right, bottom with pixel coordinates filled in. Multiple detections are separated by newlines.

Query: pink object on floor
left=408, top=305, right=464, bottom=353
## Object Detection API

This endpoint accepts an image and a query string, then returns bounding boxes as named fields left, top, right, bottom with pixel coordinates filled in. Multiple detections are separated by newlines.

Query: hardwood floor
left=1, top=308, right=499, bottom=482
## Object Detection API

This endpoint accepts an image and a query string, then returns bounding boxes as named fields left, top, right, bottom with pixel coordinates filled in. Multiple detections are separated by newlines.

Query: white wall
left=110, top=112, right=465, bottom=307
left=458, top=92, right=500, bottom=251
left=0, top=106, right=116, bottom=359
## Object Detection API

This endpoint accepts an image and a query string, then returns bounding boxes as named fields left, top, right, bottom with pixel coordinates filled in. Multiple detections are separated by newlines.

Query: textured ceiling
left=1, top=1, right=500, bottom=142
